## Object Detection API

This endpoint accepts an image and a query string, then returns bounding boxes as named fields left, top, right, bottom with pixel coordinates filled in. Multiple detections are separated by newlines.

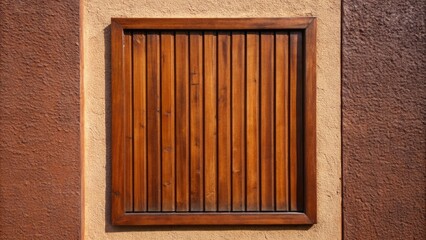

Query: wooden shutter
left=111, top=18, right=316, bottom=225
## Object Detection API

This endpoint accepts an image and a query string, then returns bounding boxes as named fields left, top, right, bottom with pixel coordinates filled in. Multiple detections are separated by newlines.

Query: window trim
left=111, top=18, right=316, bottom=225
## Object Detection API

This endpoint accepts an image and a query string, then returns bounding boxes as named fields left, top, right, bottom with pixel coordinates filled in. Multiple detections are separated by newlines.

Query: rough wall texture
left=0, top=0, right=81, bottom=239
left=83, top=0, right=341, bottom=239
left=342, top=0, right=426, bottom=239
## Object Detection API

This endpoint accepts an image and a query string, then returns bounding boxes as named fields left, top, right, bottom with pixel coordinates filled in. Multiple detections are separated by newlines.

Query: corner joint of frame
left=111, top=18, right=125, bottom=31
left=306, top=17, right=317, bottom=30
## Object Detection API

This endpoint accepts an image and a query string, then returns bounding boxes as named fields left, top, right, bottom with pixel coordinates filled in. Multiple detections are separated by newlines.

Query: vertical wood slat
left=146, top=32, right=161, bottom=212
left=231, top=32, right=246, bottom=211
left=289, top=31, right=304, bottom=211
left=260, top=32, right=275, bottom=211
left=246, top=32, right=260, bottom=211
left=217, top=32, right=232, bottom=211
left=133, top=32, right=147, bottom=212
left=275, top=32, right=289, bottom=211
left=189, top=32, right=204, bottom=211
left=203, top=32, right=218, bottom=212
left=123, top=33, right=133, bottom=212
left=295, top=31, right=305, bottom=212
left=175, top=32, right=190, bottom=212
left=161, top=32, right=175, bottom=211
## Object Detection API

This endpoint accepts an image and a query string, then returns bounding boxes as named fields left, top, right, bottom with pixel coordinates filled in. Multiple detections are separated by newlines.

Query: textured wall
left=83, top=0, right=341, bottom=239
left=342, top=0, right=426, bottom=239
left=0, top=0, right=81, bottom=239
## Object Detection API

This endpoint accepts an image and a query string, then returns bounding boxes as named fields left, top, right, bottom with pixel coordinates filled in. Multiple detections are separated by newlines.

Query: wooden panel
left=133, top=32, right=147, bottom=212
left=117, top=212, right=313, bottom=225
left=303, top=18, right=317, bottom=223
left=304, top=20, right=317, bottom=222
left=217, top=32, right=232, bottom=211
left=189, top=32, right=204, bottom=211
left=112, top=18, right=316, bottom=225
left=175, top=32, right=190, bottom=212
left=146, top=32, right=161, bottom=212
left=246, top=32, right=260, bottom=211
left=260, top=32, right=275, bottom=211
left=289, top=32, right=304, bottom=211
left=203, top=32, right=218, bottom=212
left=275, top=32, right=289, bottom=211
left=123, top=33, right=133, bottom=212
left=114, top=18, right=313, bottom=30
left=231, top=32, right=246, bottom=211
left=161, top=32, right=175, bottom=211
left=111, top=21, right=125, bottom=221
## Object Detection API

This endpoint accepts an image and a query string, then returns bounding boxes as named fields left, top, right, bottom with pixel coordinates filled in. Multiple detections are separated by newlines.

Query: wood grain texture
left=146, top=32, right=161, bottom=212
left=111, top=18, right=316, bottom=225
left=203, top=32, right=218, bottom=212
left=260, top=32, right=275, bottom=211
left=113, top=18, right=314, bottom=30
left=246, top=32, right=260, bottom=211
left=217, top=32, right=232, bottom=212
left=275, top=32, right=289, bottom=211
left=231, top=32, right=246, bottom=211
left=175, top=32, right=190, bottom=212
left=189, top=32, right=204, bottom=211
left=161, top=32, right=175, bottom=211
left=123, top=33, right=133, bottom=212
left=289, top=31, right=304, bottom=212
left=133, top=32, right=147, bottom=212
left=111, top=21, right=125, bottom=222
left=304, top=20, right=317, bottom=222
left=116, top=212, right=314, bottom=225
left=117, top=212, right=313, bottom=227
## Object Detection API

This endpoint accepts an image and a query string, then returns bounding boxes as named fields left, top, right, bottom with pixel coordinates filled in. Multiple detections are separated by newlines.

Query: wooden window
left=111, top=18, right=316, bottom=225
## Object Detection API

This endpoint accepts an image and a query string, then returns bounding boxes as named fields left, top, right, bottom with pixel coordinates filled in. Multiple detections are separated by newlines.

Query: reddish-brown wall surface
left=342, top=0, right=425, bottom=239
left=0, top=0, right=81, bottom=239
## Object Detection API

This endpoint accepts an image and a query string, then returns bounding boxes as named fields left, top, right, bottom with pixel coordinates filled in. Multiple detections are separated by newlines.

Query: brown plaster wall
left=0, top=0, right=81, bottom=239
left=342, top=0, right=426, bottom=239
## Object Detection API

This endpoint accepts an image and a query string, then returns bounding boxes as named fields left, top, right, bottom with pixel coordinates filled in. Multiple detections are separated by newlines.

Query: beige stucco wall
left=83, top=0, right=341, bottom=239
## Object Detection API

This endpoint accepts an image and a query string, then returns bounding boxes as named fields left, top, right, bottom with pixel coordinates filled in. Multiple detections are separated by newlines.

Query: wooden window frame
left=111, top=18, right=316, bottom=226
